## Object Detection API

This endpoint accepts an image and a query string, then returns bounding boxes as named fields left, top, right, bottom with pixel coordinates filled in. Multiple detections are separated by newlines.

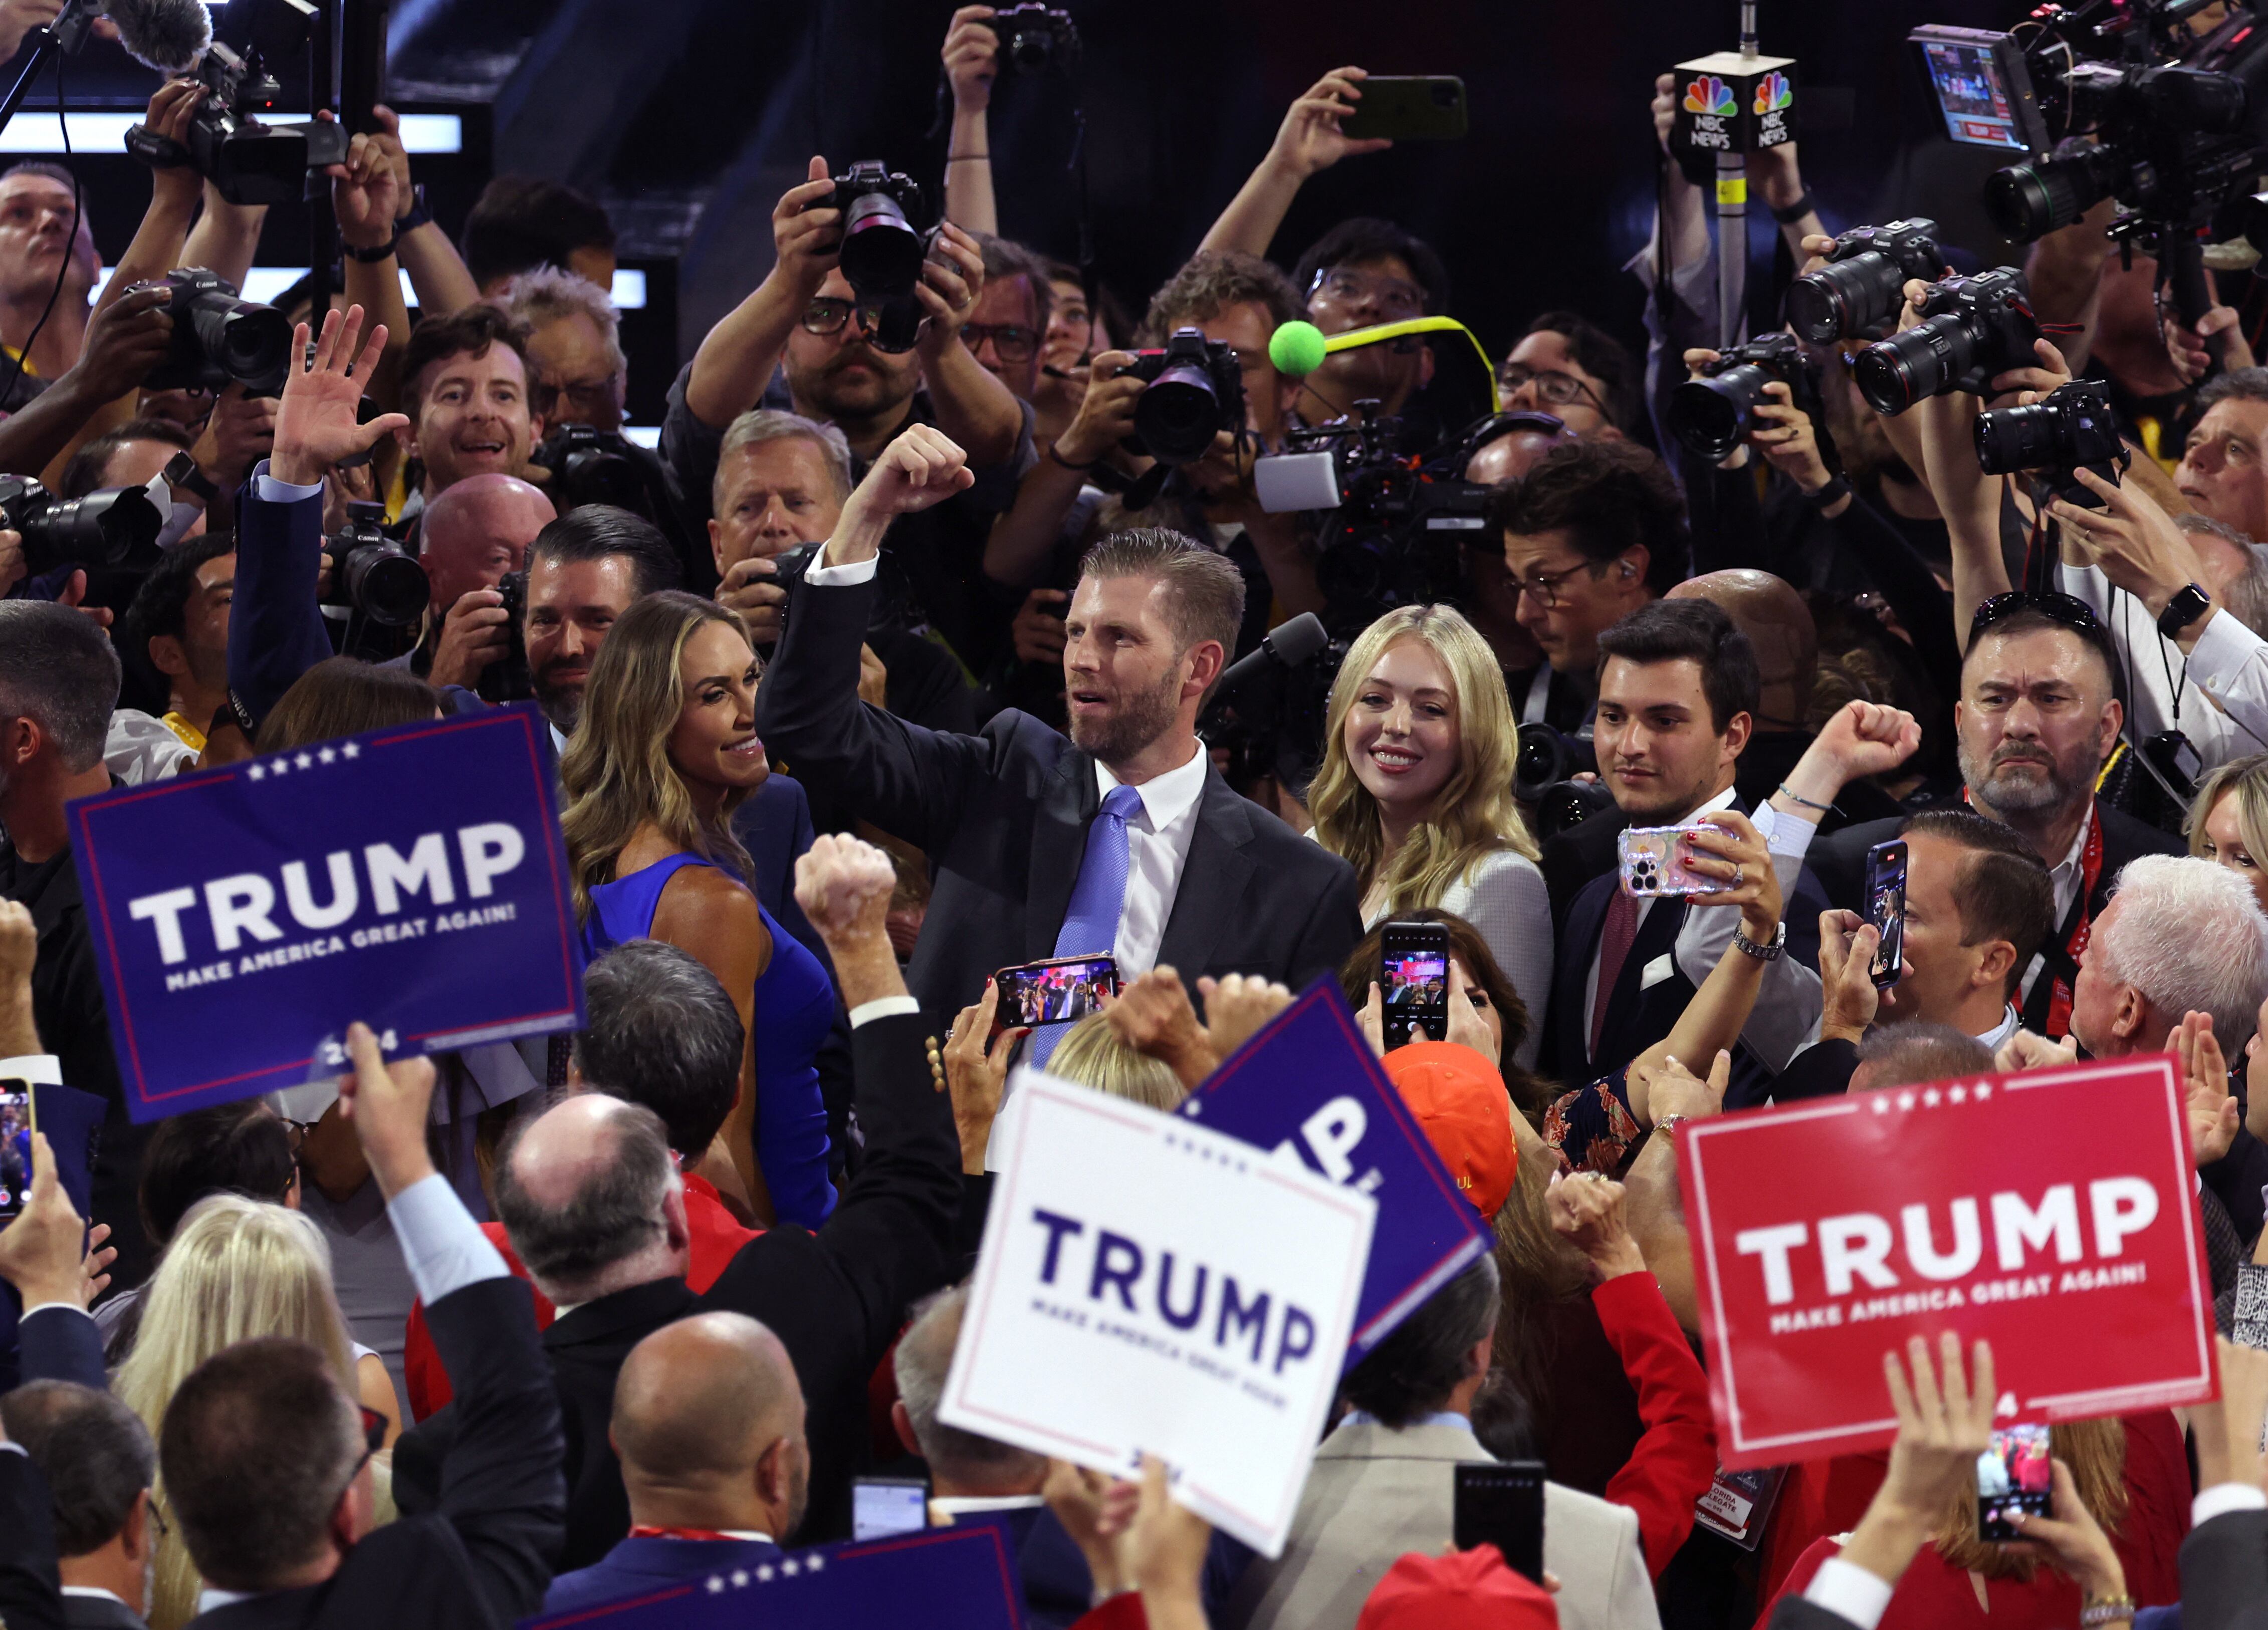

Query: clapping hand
left=2173, top=1010, right=2239, bottom=1168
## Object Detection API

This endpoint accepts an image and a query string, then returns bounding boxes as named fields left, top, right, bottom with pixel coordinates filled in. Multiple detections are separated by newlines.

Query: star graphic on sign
left=706, top=1577, right=725, bottom=1595
left=781, top=1559, right=800, bottom=1577
left=730, top=1570, right=748, bottom=1588
left=268, top=757, right=288, bottom=775
left=1872, top=1096, right=1891, bottom=1113
left=1949, top=1085, right=1966, bottom=1103
left=294, top=752, right=314, bottom=770
left=1897, top=1091, right=1916, bottom=1110
left=341, top=742, right=360, bottom=759
left=1975, top=1083, right=1992, bottom=1100
left=246, top=762, right=266, bottom=781
left=1923, top=1088, right=1941, bottom=1108
left=317, top=746, right=336, bottom=764
left=808, top=1556, right=825, bottom=1571
left=756, top=1564, right=774, bottom=1582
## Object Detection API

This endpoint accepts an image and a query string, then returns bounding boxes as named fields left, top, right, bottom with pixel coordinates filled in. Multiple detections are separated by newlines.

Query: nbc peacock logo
left=1754, top=72, right=1792, bottom=114
left=1684, top=76, right=1736, bottom=116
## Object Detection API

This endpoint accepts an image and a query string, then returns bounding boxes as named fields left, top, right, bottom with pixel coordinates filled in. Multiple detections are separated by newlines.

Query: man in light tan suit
left=1222, top=1257, right=1660, bottom=1630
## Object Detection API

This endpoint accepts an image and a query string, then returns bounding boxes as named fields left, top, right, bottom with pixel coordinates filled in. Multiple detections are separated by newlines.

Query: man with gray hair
left=1, top=1380, right=160, bottom=1627
left=2070, top=853, right=2268, bottom=1059
left=502, top=265, right=628, bottom=433
left=0, top=603, right=152, bottom=1285
left=889, top=1283, right=1047, bottom=1519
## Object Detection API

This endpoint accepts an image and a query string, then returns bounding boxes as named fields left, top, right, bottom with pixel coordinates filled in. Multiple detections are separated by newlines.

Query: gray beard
left=1959, top=742, right=2077, bottom=818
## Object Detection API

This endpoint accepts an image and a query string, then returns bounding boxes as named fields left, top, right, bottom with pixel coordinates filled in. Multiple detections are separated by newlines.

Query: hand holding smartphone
left=1454, top=1461, right=1546, bottom=1583
left=0, top=1085, right=31, bottom=1221
left=1864, top=839, right=1908, bottom=988
left=1975, top=1423, right=2053, bottom=1540
left=1618, top=825, right=1734, bottom=898
left=991, top=953, right=1122, bottom=1037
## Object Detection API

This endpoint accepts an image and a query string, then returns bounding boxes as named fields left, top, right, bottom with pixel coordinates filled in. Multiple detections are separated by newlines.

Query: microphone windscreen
left=1268, top=319, right=1328, bottom=379
left=108, top=0, right=212, bottom=76
left=1264, top=611, right=1328, bottom=667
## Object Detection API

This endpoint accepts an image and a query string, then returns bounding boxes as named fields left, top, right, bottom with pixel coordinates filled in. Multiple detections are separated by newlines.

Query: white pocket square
left=1639, top=953, right=1676, bottom=991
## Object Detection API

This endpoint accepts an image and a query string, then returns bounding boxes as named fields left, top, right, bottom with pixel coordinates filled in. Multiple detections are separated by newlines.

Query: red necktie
left=1591, top=887, right=1641, bottom=1060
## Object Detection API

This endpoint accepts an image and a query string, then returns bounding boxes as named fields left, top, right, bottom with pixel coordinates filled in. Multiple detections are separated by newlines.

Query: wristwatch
left=344, top=229, right=401, bottom=264
left=162, top=449, right=219, bottom=504
left=1803, top=475, right=1852, bottom=510
left=395, top=182, right=431, bottom=233
left=2158, top=581, right=2212, bottom=640
left=1731, top=920, right=1786, bottom=962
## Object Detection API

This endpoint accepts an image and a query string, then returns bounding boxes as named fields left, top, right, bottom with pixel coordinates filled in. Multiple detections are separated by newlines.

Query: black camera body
left=1853, top=267, right=2040, bottom=415
left=1667, top=332, right=1826, bottom=462
left=123, top=42, right=349, bottom=207
left=323, top=501, right=426, bottom=628
left=983, top=4, right=1080, bottom=73
left=818, top=161, right=937, bottom=350
left=479, top=568, right=533, bottom=703
left=0, top=474, right=166, bottom=574
left=134, top=268, right=293, bottom=396
left=1122, top=328, right=1246, bottom=464
left=532, top=423, right=669, bottom=522
left=1973, top=378, right=2131, bottom=507
left=1787, top=218, right=1949, bottom=343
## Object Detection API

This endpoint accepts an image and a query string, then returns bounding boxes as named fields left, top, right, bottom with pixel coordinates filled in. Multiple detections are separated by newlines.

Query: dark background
left=35, top=0, right=2036, bottom=422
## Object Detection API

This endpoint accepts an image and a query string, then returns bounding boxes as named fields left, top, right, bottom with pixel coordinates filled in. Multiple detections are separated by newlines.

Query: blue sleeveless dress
left=582, top=850, right=837, bottom=1228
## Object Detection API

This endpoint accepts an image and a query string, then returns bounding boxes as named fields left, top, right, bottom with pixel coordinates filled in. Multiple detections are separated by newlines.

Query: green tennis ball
left=1268, top=319, right=1328, bottom=378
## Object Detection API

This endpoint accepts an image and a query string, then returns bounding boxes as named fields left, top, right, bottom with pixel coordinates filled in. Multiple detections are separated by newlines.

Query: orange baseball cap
left=1357, top=1547, right=1558, bottom=1630
left=1385, top=1040, right=1517, bottom=1219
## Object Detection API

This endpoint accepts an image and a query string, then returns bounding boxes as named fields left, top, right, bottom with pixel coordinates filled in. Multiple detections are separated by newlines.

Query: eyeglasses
left=333, top=1405, right=387, bottom=1505
left=960, top=322, right=1039, bottom=363
left=1308, top=266, right=1428, bottom=322
left=1498, top=363, right=1610, bottom=417
left=1511, top=559, right=1601, bottom=610
left=547, top=373, right=620, bottom=412
left=280, top=1118, right=316, bottom=1158
left=1968, top=590, right=2105, bottom=642
left=799, top=297, right=916, bottom=342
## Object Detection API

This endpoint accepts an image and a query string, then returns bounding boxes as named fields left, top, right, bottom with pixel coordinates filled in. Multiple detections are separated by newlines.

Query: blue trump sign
left=1176, top=979, right=1490, bottom=1359
left=71, top=704, right=583, bottom=1122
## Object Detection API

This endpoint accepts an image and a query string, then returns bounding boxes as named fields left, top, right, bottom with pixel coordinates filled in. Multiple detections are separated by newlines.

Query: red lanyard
left=2046, top=811, right=2104, bottom=1039
left=629, top=1526, right=745, bottom=1542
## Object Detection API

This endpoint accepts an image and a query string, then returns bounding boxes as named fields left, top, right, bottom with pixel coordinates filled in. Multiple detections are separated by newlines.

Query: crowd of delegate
left=15, top=5, right=2268, bottom=1629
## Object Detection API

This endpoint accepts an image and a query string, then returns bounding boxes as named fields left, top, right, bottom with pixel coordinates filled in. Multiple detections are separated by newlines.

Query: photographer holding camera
left=663, top=154, right=1029, bottom=677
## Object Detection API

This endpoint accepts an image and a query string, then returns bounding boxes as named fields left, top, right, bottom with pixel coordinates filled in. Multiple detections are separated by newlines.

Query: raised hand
left=2173, top=1010, right=2239, bottom=1168
left=1818, top=908, right=1882, bottom=1042
left=942, top=982, right=1024, bottom=1174
left=1104, top=967, right=1214, bottom=1089
left=336, top=1021, right=437, bottom=1198
left=1547, top=1171, right=1648, bottom=1279
left=1268, top=67, right=1392, bottom=179
left=272, top=305, right=411, bottom=485
left=837, top=425, right=976, bottom=551
left=942, top=6, right=999, bottom=114
left=770, top=156, right=842, bottom=301
left=792, top=832, right=897, bottom=947
left=1193, top=973, right=1293, bottom=1063
left=322, top=119, right=404, bottom=253
left=914, top=222, right=988, bottom=353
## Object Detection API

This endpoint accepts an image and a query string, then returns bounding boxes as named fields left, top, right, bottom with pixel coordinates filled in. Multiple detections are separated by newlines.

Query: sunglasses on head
left=1968, top=590, right=2104, bottom=642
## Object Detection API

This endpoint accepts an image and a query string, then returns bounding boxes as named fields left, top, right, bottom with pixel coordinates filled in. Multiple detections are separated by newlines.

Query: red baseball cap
left=1357, top=1547, right=1558, bottom=1630
left=1385, top=1041, right=1517, bottom=1219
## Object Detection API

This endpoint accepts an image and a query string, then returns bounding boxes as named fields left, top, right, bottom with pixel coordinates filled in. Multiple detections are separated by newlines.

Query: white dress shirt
left=2018, top=804, right=2095, bottom=1007
left=1093, top=746, right=1209, bottom=977
left=1580, top=787, right=1826, bottom=1073
left=2060, top=562, right=2268, bottom=767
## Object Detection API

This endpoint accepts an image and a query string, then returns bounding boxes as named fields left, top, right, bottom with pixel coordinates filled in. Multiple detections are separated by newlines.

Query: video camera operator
left=663, top=154, right=1029, bottom=679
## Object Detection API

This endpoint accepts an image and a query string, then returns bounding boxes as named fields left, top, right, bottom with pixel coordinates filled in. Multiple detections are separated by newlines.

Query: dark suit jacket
left=1806, top=801, right=2183, bottom=1034
left=1542, top=811, right=1829, bottom=1106
left=755, top=574, right=1362, bottom=1022
left=2179, top=1507, right=2268, bottom=1630
left=186, top=1275, right=562, bottom=1630
left=18, top=1306, right=106, bottom=1391
left=228, top=477, right=333, bottom=731
left=729, top=771, right=824, bottom=966
left=1774, top=1038, right=1861, bottom=1102
left=1539, top=807, right=1629, bottom=945
left=0, top=1447, right=64, bottom=1630
left=1765, top=1596, right=1867, bottom=1630
left=394, top=1011, right=959, bottom=1564
left=541, top=1534, right=782, bottom=1616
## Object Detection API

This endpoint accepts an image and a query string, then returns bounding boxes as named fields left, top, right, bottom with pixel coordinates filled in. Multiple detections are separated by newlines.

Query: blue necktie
left=1029, top=783, right=1144, bottom=1067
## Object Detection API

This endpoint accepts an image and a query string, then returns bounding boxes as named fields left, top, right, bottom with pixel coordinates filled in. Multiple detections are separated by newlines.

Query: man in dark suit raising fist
left=756, top=426, right=1361, bottom=1032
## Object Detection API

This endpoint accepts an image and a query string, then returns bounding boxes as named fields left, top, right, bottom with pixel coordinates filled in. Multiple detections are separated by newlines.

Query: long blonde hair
left=114, top=1195, right=360, bottom=1630
left=1933, top=1417, right=2128, bottom=1581
left=2188, top=752, right=2268, bottom=866
left=1310, top=605, right=1537, bottom=912
left=559, top=590, right=759, bottom=920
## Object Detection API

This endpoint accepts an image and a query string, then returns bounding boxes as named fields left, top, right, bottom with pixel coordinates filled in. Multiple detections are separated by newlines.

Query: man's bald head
left=613, top=1314, right=809, bottom=1539
left=1667, top=569, right=1818, bottom=730
left=419, top=473, right=556, bottom=614
left=493, top=1096, right=683, bottom=1303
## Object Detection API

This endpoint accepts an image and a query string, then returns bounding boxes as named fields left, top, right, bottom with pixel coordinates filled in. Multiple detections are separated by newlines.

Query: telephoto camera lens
left=1668, top=366, right=1775, bottom=462
left=1788, top=254, right=1909, bottom=345
left=837, top=192, right=925, bottom=301
left=7, top=480, right=167, bottom=572
left=327, top=503, right=427, bottom=628
left=1984, top=148, right=2120, bottom=243
left=1135, top=362, right=1223, bottom=464
left=1854, top=319, right=1969, bottom=416
left=186, top=287, right=291, bottom=393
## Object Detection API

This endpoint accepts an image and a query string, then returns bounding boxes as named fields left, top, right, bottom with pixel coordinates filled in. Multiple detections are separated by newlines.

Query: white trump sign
left=940, top=1070, right=1376, bottom=1557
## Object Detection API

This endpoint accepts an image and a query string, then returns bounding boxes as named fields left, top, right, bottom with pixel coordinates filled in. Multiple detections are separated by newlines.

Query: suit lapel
left=1599, top=894, right=1687, bottom=1054
left=1026, top=751, right=1100, bottom=963
left=1155, top=770, right=1255, bottom=981
left=1556, top=875, right=1616, bottom=1075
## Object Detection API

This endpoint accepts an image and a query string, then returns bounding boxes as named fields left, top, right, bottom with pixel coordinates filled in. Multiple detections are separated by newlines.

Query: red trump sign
left=1678, top=1054, right=2214, bottom=1469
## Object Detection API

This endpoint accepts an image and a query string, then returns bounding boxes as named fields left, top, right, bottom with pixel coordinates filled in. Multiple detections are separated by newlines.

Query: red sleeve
left=1593, top=1270, right=1721, bottom=1578
left=1752, top=1537, right=1839, bottom=1630
left=402, top=1295, right=450, bottom=1421
left=2111, top=1409, right=2192, bottom=1607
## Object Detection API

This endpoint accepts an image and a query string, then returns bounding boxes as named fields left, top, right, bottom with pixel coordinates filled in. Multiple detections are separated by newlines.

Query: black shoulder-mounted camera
left=1973, top=377, right=2130, bottom=508
left=1787, top=218, right=1949, bottom=343
left=1853, top=266, right=2039, bottom=415
left=1122, top=328, right=1246, bottom=465
left=1667, top=332, right=1831, bottom=464
left=124, top=42, right=347, bottom=206
left=983, top=4, right=1079, bottom=73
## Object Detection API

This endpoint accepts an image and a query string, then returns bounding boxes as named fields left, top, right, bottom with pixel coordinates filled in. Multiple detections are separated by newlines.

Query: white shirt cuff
left=1752, top=801, right=1822, bottom=863
left=849, top=994, right=922, bottom=1028
left=20, top=1302, right=92, bottom=1322
left=1804, top=1556, right=1897, bottom=1630
left=385, top=1173, right=509, bottom=1305
left=805, top=550, right=878, bottom=586
left=2191, top=607, right=2268, bottom=685
left=0, top=1054, right=61, bottom=1085
left=2195, top=1483, right=2268, bottom=1527
left=252, top=460, right=323, bottom=504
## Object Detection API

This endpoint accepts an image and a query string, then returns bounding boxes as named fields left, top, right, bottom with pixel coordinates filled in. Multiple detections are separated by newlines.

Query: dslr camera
left=0, top=474, right=166, bottom=574
left=983, top=4, right=1080, bottom=73
left=1853, top=267, right=2040, bottom=415
left=1667, top=332, right=1826, bottom=463
left=1123, top=328, right=1246, bottom=465
left=816, top=161, right=938, bottom=352
left=479, top=568, right=534, bottom=703
left=1973, top=378, right=2131, bottom=507
left=531, top=423, right=671, bottom=522
left=1787, top=219, right=1948, bottom=343
left=132, top=269, right=294, bottom=397
left=323, top=501, right=426, bottom=628
left=124, top=42, right=348, bottom=207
